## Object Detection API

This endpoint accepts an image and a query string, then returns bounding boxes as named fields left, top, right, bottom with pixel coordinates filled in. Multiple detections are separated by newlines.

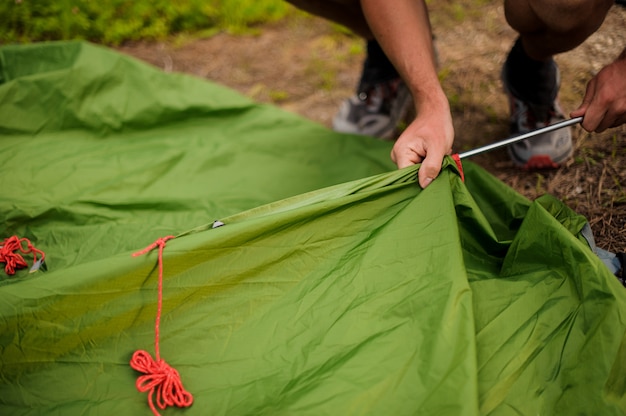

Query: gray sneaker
left=502, top=65, right=573, bottom=169
left=332, top=78, right=413, bottom=140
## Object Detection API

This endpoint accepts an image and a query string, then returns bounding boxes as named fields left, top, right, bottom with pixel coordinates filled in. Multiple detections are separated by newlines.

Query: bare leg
left=504, top=0, right=614, bottom=60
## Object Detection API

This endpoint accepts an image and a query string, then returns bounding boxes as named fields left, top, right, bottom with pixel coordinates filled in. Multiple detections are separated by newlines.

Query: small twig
left=597, top=164, right=607, bottom=202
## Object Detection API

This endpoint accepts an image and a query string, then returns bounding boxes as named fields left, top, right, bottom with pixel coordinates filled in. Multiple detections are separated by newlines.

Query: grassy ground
left=0, top=0, right=290, bottom=45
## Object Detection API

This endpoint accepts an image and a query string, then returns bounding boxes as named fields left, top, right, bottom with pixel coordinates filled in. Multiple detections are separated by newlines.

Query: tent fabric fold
left=1, top=41, right=625, bottom=415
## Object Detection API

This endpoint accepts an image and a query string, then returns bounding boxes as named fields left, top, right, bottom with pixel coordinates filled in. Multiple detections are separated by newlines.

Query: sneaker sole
left=506, top=137, right=573, bottom=169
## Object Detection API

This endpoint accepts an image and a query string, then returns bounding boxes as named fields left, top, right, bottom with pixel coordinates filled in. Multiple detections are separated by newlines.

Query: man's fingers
left=391, top=147, right=423, bottom=169
left=570, top=106, right=586, bottom=118
left=572, top=78, right=597, bottom=131
left=418, top=163, right=439, bottom=189
left=418, top=149, right=446, bottom=189
left=391, top=144, right=445, bottom=188
left=572, top=70, right=626, bottom=133
left=584, top=106, right=607, bottom=132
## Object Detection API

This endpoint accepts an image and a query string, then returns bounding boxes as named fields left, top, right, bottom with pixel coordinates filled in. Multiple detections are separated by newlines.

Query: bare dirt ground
left=119, top=2, right=626, bottom=254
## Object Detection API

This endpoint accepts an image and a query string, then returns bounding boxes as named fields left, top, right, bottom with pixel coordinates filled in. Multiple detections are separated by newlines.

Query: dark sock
left=504, top=38, right=558, bottom=107
left=357, top=40, right=399, bottom=93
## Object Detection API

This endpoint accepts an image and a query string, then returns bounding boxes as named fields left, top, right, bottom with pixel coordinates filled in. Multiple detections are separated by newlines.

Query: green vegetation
left=0, top=0, right=290, bottom=45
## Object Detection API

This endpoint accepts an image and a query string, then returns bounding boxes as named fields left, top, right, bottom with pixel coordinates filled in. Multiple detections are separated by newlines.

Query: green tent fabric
left=1, top=41, right=625, bottom=415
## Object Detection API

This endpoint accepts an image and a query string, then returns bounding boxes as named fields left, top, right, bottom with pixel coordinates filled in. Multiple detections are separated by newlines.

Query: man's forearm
left=359, top=0, right=444, bottom=106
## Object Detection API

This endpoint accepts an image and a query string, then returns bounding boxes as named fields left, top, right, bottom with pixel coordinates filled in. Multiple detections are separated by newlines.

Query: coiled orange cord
left=0, top=236, right=45, bottom=275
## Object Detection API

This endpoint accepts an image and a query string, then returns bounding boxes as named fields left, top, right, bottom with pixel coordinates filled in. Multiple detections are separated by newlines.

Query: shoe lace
left=516, top=98, right=559, bottom=130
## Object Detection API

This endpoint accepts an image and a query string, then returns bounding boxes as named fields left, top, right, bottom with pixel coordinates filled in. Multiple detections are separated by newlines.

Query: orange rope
left=130, top=236, right=193, bottom=415
left=0, top=236, right=45, bottom=275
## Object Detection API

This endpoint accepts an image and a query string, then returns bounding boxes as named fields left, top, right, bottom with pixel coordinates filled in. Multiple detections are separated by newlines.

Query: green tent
left=1, top=41, right=625, bottom=415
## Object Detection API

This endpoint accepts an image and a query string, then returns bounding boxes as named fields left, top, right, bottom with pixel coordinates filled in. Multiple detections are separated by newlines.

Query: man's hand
left=571, top=48, right=626, bottom=132
left=391, top=95, right=454, bottom=188
left=358, top=0, right=454, bottom=187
